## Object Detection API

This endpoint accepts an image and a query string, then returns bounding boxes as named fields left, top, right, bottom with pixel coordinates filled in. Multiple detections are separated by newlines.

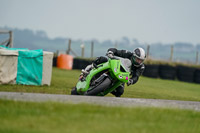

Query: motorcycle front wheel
left=85, top=77, right=112, bottom=96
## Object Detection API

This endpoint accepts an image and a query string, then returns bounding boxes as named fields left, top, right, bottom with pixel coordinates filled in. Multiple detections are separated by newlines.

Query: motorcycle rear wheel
left=71, top=87, right=79, bottom=95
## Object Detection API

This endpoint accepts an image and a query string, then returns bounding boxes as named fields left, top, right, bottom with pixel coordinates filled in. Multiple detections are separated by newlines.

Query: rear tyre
left=71, top=87, right=79, bottom=95
left=85, top=77, right=111, bottom=96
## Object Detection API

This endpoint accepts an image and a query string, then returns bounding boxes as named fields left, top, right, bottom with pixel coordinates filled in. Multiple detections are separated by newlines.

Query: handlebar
left=107, top=55, right=120, bottom=60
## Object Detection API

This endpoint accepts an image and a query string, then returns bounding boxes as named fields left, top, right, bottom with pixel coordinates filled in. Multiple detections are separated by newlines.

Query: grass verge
left=0, top=99, right=200, bottom=133
left=0, top=67, right=200, bottom=101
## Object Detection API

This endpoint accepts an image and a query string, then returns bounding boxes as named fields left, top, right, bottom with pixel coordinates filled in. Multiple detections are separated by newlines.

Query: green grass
left=123, top=77, right=200, bottom=101
left=0, top=67, right=200, bottom=101
left=1, top=68, right=200, bottom=133
left=0, top=100, right=200, bottom=133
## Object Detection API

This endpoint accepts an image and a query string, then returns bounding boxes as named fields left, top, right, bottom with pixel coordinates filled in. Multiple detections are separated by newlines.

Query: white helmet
left=132, top=47, right=146, bottom=66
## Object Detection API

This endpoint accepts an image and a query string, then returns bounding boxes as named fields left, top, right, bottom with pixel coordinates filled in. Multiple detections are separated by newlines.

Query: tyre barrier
left=176, top=66, right=196, bottom=83
left=159, top=65, right=176, bottom=80
left=53, top=57, right=57, bottom=67
left=143, top=64, right=159, bottom=78
left=53, top=57, right=200, bottom=84
left=194, top=69, right=200, bottom=83
left=72, top=58, right=93, bottom=70
left=72, top=58, right=80, bottom=69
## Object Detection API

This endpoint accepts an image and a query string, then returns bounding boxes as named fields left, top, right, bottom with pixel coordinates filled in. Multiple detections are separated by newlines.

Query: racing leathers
left=106, top=48, right=145, bottom=97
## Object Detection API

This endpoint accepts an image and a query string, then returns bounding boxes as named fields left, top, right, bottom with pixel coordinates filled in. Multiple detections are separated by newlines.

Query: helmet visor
left=132, top=56, right=144, bottom=66
left=135, top=57, right=144, bottom=65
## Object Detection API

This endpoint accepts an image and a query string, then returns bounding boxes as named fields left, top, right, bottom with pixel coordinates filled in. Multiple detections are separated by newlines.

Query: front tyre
left=85, top=77, right=111, bottom=96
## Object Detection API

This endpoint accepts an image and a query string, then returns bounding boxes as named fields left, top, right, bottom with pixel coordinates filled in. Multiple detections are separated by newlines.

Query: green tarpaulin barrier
left=16, top=49, right=43, bottom=85
left=0, top=45, right=7, bottom=49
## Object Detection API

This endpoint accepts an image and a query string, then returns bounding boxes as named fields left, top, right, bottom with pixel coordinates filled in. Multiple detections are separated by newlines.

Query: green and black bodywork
left=71, top=56, right=132, bottom=96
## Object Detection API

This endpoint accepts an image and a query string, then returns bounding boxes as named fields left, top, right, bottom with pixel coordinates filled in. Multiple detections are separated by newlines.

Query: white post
left=81, top=44, right=85, bottom=57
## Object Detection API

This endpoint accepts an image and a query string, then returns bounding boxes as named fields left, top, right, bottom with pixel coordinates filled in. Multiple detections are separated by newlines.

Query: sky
left=0, top=0, right=200, bottom=44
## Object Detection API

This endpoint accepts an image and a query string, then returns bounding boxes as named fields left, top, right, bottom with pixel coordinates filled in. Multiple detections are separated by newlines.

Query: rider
left=81, top=47, right=146, bottom=97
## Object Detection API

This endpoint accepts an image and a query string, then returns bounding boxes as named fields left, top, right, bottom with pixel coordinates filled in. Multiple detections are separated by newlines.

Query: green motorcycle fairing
left=76, top=61, right=110, bottom=94
left=109, top=60, right=130, bottom=83
left=76, top=59, right=130, bottom=95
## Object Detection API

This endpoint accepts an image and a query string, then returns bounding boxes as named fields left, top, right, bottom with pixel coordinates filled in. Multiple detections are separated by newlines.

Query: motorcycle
left=71, top=56, right=132, bottom=96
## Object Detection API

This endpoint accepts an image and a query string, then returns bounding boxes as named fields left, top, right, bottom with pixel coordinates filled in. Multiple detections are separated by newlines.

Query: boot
left=79, top=64, right=94, bottom=80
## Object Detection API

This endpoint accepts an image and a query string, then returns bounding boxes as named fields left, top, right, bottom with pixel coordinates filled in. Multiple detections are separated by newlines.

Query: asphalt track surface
left=0, top=92, right=200, bottom=111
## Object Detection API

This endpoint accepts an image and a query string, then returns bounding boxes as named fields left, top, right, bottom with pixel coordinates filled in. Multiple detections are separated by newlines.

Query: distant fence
left=146, top=44, right=200, bottom=65
left=0, top=30, right=13, bottom=48
left=53, top=57, right=200, bottom=84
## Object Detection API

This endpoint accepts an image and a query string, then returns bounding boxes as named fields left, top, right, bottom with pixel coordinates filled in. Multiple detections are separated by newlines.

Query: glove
left=127, top=79, right=133, bottom=86
left=106, top=51, right=114, bottom=58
